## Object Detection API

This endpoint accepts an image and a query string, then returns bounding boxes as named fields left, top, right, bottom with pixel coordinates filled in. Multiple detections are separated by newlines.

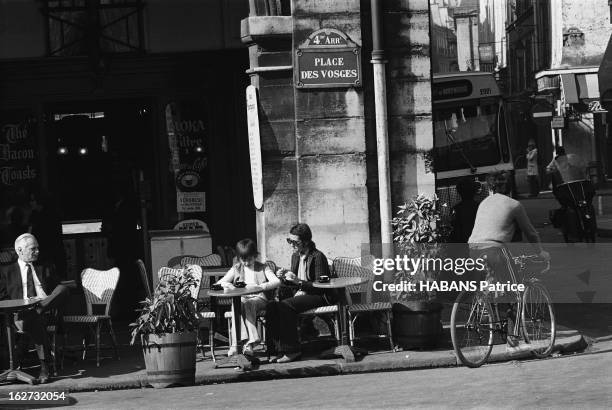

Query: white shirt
left=17, top=259, right=47, bottom=300
left=294, top=254, right=308, bottom=297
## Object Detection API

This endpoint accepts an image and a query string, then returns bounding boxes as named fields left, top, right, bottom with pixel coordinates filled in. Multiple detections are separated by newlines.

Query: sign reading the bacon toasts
left=295, top=28, right=362, bottom=89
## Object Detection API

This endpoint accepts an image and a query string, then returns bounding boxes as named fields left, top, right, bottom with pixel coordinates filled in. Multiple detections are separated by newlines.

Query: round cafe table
left=208, top=285, right=264, bottom=371
left=0, top=298, right=43, bottom=385
left=313, top=277, right=368, bottom=363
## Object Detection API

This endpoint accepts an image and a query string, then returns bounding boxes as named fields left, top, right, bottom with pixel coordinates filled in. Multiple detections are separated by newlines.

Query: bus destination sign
left=432, top=80, right=473, bottom=101
left=295, top=28, right=361, bottom=89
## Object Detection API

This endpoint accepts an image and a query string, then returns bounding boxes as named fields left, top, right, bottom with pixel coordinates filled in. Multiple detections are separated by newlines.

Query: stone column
left=242, top=0, right=370, bottom=263
left=292, top=0, right=370, bottom=259
left=384, top=0, right=436, bottom=207
left=241, top=15, right=295, bottom=263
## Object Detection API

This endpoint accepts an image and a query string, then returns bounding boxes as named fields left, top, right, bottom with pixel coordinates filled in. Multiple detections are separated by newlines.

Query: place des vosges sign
left=295, top=28, right=362, bottom=89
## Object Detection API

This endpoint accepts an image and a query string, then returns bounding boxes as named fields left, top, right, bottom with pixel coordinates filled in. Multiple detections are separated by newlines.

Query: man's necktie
left=26, top=263, right=36, bottom=298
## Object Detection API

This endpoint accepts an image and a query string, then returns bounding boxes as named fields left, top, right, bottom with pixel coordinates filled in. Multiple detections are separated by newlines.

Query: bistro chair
left=333, top=256, right=394, bottom=351
left=223, top=260, right=279, bottom=351
left=136, top=259, right=152, bottom=299
left=157, top=266, right=202, bottom=299
left=166, top=255, right=196, bottom=269
left=62, top=267, right=120, bottom=367
left=14, top=308, right=61, bottom=376
left=298, top=259, right=340, bottom=343
left=181, top=253, right=231, bottom=316
left=157, top=266, right=217, bottom=361
left=180, top=254, right=223, bottom=269
left=0, top=247, right=16, bottom=265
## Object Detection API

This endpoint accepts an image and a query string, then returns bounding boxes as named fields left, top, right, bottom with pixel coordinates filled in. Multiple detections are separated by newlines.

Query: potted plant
left=390, top=194, right=450, bottom=349
left=130, top=267, right=199, bottom=388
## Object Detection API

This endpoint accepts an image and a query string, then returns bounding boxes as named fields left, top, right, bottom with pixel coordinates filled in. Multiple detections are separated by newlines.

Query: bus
left=432, top=72, right=513, bottom=217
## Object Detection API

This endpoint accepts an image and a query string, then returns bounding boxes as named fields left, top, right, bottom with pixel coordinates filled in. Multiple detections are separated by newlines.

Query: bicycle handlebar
left=513, top=254, right=550, bottom=275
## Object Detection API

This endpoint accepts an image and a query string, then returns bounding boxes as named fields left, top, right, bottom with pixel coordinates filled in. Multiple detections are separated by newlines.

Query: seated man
left=0, top=233, right=71, bottom=383
left=468, top=171, right=550, bottom=348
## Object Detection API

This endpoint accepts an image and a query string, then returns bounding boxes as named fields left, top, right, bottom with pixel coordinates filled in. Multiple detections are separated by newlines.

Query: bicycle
left=450, top=254, right=556, bottom=368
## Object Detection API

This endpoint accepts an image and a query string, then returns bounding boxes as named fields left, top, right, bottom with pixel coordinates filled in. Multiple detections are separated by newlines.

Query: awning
left=561, top=73, right=600, bottom=104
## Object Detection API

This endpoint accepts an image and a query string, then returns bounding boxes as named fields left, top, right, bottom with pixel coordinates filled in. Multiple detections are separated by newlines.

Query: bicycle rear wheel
left=451, top=291, right=494, bottom=368
left=521, top=282, right=556, bottom=358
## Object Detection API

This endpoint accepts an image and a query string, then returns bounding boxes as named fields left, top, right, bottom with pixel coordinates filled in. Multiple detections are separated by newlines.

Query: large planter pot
left=392, top=301, right=443, bottom=349
left=142, top=331, right=197, bottom=388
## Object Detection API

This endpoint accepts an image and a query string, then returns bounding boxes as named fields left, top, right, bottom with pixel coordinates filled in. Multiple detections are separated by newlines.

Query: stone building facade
left=242, top=0, right=434, bottom=263
left=0, top=0, right=434, bottom=273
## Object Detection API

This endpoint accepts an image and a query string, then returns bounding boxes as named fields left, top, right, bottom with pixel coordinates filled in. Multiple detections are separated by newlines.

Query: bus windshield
left=433, top=99, right=501, bottom=172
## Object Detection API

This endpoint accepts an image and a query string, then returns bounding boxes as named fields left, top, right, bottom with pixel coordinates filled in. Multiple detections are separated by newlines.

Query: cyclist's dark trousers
left=469, top=246, right=516, bottom=304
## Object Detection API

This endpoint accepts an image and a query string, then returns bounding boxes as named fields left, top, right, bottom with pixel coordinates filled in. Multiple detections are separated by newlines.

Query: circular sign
left=176, top=169, right=200, bottom=191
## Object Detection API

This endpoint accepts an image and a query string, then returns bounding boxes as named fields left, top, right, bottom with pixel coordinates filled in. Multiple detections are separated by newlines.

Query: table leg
left=320, top=298, right=367, bottom=363
left=213, top=296, right=258, bottom=371
left=0, top=313, right=37, bottom=385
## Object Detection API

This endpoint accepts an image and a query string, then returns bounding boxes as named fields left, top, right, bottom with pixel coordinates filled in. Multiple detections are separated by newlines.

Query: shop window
left=42, top=0, right=145, bottom=57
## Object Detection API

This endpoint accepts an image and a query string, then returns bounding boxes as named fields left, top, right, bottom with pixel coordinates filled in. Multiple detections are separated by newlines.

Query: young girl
left=215, top=238, right=280, bottom=355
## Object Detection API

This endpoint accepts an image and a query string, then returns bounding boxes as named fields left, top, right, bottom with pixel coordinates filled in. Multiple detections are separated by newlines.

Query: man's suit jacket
left=0, top=261, right=58, bottom=301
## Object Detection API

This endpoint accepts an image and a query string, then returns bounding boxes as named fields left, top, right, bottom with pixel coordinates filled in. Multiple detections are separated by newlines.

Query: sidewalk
left=0, top=325, right=588, bottom=393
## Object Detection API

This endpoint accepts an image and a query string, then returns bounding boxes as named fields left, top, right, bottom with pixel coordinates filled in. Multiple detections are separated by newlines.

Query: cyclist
left=468, top=171, right=550, bottom=348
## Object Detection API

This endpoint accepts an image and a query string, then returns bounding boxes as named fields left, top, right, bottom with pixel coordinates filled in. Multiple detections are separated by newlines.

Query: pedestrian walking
left=526, top=139, right=539, bottom=197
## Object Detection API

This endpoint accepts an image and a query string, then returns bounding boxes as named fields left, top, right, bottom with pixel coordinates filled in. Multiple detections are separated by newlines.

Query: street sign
left=478, top=44, right=494, bottom=64
left=551, top=116, right=567, bottom=129
left=531, top=101, right=554, bottom=120
left=246, top=85, right=263, bottom=210
left=295, top=28, right=361, bottom=89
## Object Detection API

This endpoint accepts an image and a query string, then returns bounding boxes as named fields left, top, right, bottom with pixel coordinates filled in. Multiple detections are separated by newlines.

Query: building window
left=42, top=0, right=145, bottom=57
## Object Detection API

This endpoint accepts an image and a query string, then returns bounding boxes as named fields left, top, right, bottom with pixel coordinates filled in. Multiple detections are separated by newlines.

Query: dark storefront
left=0, top=1, right=254, bottom=317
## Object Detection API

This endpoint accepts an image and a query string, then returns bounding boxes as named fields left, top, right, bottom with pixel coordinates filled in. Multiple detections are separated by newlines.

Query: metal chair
left=136, top=259, right=152, bottom=299
left=62, top=267, right=120, bottom=367
left=158, top=266, right=218, bottom=362
left=333, top=256, right=394, bottom=351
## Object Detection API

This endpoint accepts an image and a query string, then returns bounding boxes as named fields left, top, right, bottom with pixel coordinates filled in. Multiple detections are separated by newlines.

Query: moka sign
left=295, top=28, right=361, bottom=89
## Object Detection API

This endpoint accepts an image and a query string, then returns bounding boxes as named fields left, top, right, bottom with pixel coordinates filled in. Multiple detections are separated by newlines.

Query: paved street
left=64, top=347, right=612, bottom=409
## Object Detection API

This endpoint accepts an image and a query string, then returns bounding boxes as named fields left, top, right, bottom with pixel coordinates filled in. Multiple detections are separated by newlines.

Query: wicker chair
left=223, top=260, right=278, bottom=350
left=157, top=266, right=218, bottom=361
left=0, top=248, right=16, bottom=265
left=333, top=256, right=394, bottom=351
left=136, top=259, right=152, bottom=299
left=62, top=268, right=120, bottom=367
left=180, top=254, right=223, bottom=268
left=157, top=266, right=202, bottom=299
left=298, top=259, right=340, bottom=342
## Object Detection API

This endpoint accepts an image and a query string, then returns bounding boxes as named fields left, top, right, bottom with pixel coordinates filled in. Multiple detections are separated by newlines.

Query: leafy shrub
left=130, top=267, right=200, bottom=345
left=391, top=194, right=450, bottom=304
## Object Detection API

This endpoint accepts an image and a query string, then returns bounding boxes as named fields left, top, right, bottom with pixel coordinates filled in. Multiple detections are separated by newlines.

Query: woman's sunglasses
left=286, top=238, right=302, bottom=247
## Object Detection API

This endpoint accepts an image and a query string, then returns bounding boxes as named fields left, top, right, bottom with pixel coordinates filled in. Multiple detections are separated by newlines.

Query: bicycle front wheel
left=521, top=282, right=556, bottom=358
left=451, top=291, right=494, bottom=368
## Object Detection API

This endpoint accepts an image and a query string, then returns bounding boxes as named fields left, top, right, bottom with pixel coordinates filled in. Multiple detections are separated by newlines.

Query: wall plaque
left=295, top=28, right=361, bottom=89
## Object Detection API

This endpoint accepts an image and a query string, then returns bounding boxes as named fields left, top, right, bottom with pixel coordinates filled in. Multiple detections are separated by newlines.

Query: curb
left=0, top=334, right=589, bottom=394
